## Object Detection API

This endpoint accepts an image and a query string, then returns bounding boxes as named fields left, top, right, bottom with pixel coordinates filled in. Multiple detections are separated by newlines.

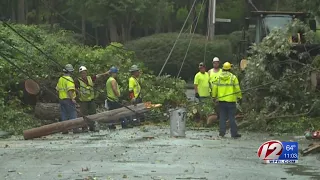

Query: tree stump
left=207, top=114, right=218, bottom=126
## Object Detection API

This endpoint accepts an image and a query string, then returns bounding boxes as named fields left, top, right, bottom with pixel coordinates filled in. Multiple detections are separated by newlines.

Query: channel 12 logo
left=257, top=140, right=298, bottom=164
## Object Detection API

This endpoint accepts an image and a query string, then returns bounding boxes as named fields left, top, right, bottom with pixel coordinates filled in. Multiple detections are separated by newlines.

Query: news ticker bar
left=265, top=160, right=298, bottom=164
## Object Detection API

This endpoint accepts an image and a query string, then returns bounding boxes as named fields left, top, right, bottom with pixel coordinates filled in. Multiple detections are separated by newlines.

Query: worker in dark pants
left=56, top=64, right=79, bottom=134
left=212, top=62, right=242, bottom=138
left=194, top=62, right=210, bottom=102
left=106, top=66, right=133, bottom=129
left=128, top=65, right=143, bottom=126
left=75, top=66, right=110, bottom=132
left=209, top=57, right=222, bottom=121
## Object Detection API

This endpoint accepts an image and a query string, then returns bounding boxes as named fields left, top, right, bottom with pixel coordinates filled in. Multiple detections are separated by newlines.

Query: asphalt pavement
left=0, top=125, right=319, bottom=180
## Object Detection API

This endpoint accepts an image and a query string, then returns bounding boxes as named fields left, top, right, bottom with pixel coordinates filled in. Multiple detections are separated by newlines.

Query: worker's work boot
left=121, top=120, right=133, bottom=129
left=82, top=126, right=89, bottom=133
left=232, top=134, right=241, bottom=139
left=132, top=118, right=141, bottom=126
left=218, top=132, right=225, bottom=138
left=89, top=125, right=99, bottom=132
left=139, top=114, right=146, bottom=122
left=108, top=124, right=116, bottom=130
left=73, top=128, right=82, bottom=134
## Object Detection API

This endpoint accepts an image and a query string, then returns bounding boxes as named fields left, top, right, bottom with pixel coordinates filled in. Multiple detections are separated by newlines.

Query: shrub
left=125, top=33, right=233, bottom=81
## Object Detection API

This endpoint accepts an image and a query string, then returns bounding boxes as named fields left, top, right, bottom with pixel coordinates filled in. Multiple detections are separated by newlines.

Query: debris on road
left=82, top=167, right=89, bottom=172
left=304, top=130, right=320, bottom=140
left=301, top=142, right=320, bottom=156
left=176, top=177, right=207, bottom=180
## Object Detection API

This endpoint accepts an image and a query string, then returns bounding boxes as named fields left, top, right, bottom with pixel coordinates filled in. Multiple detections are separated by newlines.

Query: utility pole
left=208, top=0, right=216, bottom=40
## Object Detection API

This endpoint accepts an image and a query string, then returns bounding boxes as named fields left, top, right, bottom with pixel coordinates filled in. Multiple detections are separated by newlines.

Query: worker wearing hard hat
left=106, top=66, right=131, bottom=129
left=75, top=66, right=110, bottom=132
left=56, top=64, right=79, bottom=134
left=129, top=65, right=142, bottom=104
left=212, top=62, right=242, bottom=138
left=208, top=57, right=222, bottom=123
left=128, top=65, right=143, bottom=126
left=208, top=57, right=222, bottom=82
left=194, top=62, right=210, bottom=101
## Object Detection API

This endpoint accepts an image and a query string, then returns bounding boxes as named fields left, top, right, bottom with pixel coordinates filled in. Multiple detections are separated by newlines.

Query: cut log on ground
left=24, top=103, right=160, bottom=140
left=34, top=103, right=81, bottom=120
left=301, top=142, right=320, bottom=156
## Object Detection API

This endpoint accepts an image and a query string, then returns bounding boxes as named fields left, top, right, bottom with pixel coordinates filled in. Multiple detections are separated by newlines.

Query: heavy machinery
left=239, top=11, right=319, bottom=70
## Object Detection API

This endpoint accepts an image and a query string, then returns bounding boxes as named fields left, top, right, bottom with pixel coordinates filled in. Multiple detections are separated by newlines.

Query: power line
left=0, top=19, right=175, bottom=121
left=248, top=0, right=259, bottom=11
left=0, top=50, right=166, bottom=124
left=157, top=0, right=198, bottom=77
left=177, top=0, right=207, bottom=78
left=2, top=21, right=65, bottom=70
left=0, top=21, right=148, bottom=123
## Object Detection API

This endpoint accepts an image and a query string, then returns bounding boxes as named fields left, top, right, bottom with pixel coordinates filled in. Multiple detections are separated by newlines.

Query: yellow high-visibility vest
left=56, top=75, right=76, bottom=99
left=78, top=76, right=94, bottom=102
left=106, top=77, right=120, bottom=102
left=129, top=76, right=141, bottom=98
left=212, top=71, right=242, bottom=102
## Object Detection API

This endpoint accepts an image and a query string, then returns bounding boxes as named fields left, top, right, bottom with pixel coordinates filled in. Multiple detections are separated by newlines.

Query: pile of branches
left=241, top=19, right=320, bottom=130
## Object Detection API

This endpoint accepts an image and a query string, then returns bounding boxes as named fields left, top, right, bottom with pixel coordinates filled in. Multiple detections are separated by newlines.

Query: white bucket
left=169, top=108, right=187, bottom=137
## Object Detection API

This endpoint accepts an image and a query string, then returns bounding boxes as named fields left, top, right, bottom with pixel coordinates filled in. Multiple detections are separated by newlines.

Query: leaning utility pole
left=208, top=0, right=216, bottom=40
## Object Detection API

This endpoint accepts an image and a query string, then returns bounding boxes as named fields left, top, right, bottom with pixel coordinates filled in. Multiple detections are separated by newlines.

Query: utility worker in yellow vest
left=75, top=66, right=110, bottom=132
left=212, top=62, right=242, bottom=138
left=128, top=65, right=143, bottom=126
left=208, top=57, right=222, bottom=122
left=56, top=64, right=79, bottom=134
left=208, top=57, right=222, bottom=83
left=129, top=65, right=142, bottom=104
left=194, top=62, right=210, bottom=102
left=106, top=66, right=132, bottom=129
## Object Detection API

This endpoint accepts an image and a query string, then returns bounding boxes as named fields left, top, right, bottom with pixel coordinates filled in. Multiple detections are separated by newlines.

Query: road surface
left=0, top=125, right=319, bottom=180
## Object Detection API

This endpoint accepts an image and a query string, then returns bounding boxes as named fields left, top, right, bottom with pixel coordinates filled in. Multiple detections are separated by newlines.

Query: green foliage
left=242, top=19, right=320, bottom=131
left=0, top=24, right=188, bottom=133
left=176, top=7, right=188, bottom=24
left=186, top=99, right=215, bottom=121
left=0, top=98, right=40, bottom=135
left=267, top=116, right=320, bottom=134
left=216, top=0, right=245, bottom=19
left=125, top=33, right=233, bottom=80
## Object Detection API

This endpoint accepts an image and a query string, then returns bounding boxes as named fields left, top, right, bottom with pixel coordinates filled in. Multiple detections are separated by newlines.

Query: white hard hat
left=79, top=66, right=87, bottom=72
left=213, top=57, right=219, bottom=62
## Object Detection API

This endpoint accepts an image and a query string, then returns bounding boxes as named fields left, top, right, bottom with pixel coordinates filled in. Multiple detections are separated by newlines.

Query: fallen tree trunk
left=24, top=103, right=153, bottom=140
left=34, top=103, right=81, bottom=120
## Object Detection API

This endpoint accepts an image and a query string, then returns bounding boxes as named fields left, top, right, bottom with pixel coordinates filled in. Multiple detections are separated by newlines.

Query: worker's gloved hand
left=195, top=93, right=200, bottom=98
left=237, top=98, right=242, bottom=104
